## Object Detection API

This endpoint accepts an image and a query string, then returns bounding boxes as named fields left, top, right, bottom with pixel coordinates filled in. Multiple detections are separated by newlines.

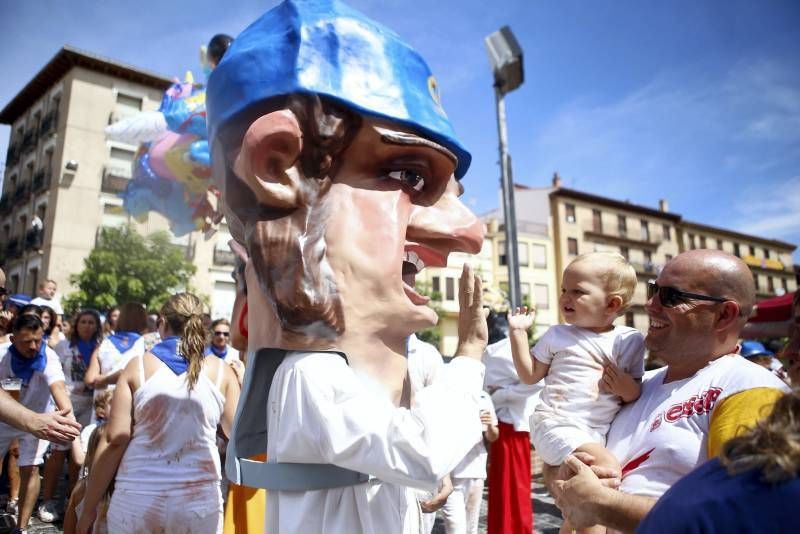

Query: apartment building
left=0, top=46, right=238, bottom=319
left=679, top=221, right=796, bottom=298
left=417, top=184, right=561, bottom=355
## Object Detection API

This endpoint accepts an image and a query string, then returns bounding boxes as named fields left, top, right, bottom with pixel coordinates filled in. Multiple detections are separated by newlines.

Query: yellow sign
left=742, top=255, right=784, bottom=270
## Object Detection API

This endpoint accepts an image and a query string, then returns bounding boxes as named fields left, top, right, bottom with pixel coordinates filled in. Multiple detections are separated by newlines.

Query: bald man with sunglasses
left=552, top=250, right=789, bottom=532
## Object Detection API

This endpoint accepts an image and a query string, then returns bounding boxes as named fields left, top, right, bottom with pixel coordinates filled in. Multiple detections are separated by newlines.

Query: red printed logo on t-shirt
left=663, top=387, right=723, bottom=424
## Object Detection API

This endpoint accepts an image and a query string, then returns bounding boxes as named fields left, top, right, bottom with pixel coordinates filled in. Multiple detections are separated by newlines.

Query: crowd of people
left=0, top=274, right=251, bottom=534
left=1, top=2, right=798, bottom=533
left=0, top=249, right=797, bottom=533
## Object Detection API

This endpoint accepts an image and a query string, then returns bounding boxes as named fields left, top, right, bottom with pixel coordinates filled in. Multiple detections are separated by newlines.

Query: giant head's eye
left=386, top=170, right=426, bottom=193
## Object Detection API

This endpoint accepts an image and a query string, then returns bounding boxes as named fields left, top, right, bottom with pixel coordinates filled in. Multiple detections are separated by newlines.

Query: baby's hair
left=94, top=389, right=113, bottom=411
left=569, top=252, right=637, bottom=312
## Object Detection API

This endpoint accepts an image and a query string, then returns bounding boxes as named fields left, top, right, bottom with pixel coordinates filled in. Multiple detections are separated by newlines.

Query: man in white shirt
left=552, top=250, right=789, bottom=532
left=208, top=1, right=488, bottom=532
left=0, top=314, right=75, bottom=533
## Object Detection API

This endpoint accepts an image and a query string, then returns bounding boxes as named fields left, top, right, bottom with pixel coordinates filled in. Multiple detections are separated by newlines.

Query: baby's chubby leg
left=574, top=442, right=620, bottom=474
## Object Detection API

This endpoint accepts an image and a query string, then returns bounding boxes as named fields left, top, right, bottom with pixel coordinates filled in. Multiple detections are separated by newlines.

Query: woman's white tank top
left=114, top=355, right=225, bottom=494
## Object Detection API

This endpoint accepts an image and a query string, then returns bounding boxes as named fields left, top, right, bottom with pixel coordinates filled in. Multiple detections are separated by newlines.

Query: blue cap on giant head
left=207, top=0, right=471, bottom=179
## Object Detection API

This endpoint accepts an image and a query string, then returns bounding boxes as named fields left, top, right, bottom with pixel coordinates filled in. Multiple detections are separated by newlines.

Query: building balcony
left=39, top=111, right=59, bottom=137
left=6, top=144, right=21, bottom=168
left=213, top=248, right=236, bottom=266
left=6, top=237, right=21, bottom=259
left=12, top=184, right=30, bottom=203
left=0, top=197, right=11, bottom=216
left=21, top=131, right=37, bottom=155
left=32, top=170, right=52, bottom=193
left=26, top=228, right=43, bottom=250
left=582, top=223, right=663, bottom=248
left=629, top=260, right=660, bottom=277
left=102, top=165, right=132, bottom=195
left=742, top=255, right=787, bottom=273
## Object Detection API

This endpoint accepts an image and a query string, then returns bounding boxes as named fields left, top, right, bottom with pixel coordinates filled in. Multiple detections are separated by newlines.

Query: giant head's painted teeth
left=403, top=251, right=425, bottom=273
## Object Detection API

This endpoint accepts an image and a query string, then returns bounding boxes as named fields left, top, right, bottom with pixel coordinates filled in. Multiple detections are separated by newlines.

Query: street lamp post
left=485, top=26, right=524, bottom=309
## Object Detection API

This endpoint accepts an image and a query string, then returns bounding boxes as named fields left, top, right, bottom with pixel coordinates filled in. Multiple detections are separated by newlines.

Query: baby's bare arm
left=509, top=307, right=548, bottom=384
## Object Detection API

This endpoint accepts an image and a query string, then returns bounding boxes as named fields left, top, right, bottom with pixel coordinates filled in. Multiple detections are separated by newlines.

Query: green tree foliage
left=63, top=225, right=196, bottom=313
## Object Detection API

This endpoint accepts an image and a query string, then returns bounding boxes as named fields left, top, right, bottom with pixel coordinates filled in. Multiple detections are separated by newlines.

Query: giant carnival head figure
left=207, top=0, right=483, bottom=350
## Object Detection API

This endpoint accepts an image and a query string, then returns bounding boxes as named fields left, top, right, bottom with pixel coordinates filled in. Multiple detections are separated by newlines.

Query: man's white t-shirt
left=0, top=345, right=65, bottom=436
left=607, top=355, right=789, bottom=499
left=531, top=325, right=645, bottom=436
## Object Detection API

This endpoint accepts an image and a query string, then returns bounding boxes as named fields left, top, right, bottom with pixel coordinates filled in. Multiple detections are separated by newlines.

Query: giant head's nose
left=407, top=186, right=484, bottom=255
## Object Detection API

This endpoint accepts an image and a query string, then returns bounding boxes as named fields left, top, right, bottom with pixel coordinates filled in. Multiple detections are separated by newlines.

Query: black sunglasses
left=647, top=281, right=728, bottom=308
left=213, top=331, right=230, bottom=337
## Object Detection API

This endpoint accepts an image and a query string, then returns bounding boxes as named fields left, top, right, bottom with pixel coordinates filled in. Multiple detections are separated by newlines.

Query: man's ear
left=715, top=301, right=741, bottom=332
left=233, top=110, right=304, bottom=209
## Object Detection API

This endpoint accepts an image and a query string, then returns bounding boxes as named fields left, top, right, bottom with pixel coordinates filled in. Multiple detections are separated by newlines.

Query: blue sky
left=2, top=0, right=799, bottom=260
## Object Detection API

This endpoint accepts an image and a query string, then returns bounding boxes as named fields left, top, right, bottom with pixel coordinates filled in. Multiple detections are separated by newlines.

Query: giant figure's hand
left=456, top=264, right=488, bottom=359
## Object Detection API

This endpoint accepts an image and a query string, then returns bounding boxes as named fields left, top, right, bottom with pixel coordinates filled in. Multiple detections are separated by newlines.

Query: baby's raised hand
left=508, top=306, right=535, bottom=332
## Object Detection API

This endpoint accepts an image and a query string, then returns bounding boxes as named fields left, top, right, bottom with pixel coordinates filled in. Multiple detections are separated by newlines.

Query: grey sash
left=225, top=347, right=369, bottom=490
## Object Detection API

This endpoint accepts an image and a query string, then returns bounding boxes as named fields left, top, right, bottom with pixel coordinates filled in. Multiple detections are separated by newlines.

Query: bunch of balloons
left=104, top=34, right=232, bottom=236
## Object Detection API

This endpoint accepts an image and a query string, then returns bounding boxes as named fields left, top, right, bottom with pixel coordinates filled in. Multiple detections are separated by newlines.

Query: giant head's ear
left=233, top=110, right=304, bottom=210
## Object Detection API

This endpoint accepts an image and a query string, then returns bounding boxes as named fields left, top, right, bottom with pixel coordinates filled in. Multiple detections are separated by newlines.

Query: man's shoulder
left=705, top=355, right=788, bottom=393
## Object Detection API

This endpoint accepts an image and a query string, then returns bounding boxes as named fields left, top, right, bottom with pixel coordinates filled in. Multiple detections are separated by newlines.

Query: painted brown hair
left=215, top=94, right=361, bottom=339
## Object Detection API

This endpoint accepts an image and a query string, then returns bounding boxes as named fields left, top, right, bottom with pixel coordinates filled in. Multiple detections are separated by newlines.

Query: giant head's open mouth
left=402, top=249, right=430, bottom=305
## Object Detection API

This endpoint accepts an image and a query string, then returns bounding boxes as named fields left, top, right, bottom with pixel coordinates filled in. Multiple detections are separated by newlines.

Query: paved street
left=432, top=453, right=563, bottom=534
left=2, top=453, right=562, bottom=534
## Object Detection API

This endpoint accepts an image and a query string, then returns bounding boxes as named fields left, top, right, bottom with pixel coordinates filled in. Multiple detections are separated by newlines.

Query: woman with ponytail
left=76, top=293, right=240, bottom=534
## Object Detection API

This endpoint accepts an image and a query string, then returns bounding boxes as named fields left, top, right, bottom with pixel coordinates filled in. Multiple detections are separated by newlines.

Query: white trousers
left=440, top=477, right=484, bottom=534
left=107, top=484, right=223, bottom=534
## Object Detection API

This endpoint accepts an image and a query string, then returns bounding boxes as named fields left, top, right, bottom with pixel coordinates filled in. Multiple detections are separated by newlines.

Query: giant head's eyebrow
left=375, top=127, right=457, bottom=166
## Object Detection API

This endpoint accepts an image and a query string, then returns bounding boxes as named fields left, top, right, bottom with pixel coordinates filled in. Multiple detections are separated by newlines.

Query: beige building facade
left=0, top=47, right=238, bottom=319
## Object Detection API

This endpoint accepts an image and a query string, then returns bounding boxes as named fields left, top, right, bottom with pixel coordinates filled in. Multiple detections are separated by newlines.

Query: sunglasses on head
left=647, top=281, right=728, bottom=308
left=213, top=331, right=230, bottom=337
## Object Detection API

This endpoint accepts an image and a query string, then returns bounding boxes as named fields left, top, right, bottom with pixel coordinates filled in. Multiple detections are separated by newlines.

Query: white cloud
left=731, top=176, right=800, bottom=240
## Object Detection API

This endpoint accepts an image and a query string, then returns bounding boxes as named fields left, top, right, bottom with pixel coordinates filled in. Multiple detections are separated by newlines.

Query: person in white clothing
left=43, top=309, right=102, bottom=522
left=441, top=391, right=499, bottom=534
left=84, top=302, right=147, bottom=399
left=0, top=314, right=75, bottom=534
left=208, top=1, right=488, bottom=533
left=407, top=334, right=450, bottom=533
left=76, top=293, right=239, bottom=534
left=482, top=313, right=542, bottom=534
left=553, top=250, right=790, bottom=532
